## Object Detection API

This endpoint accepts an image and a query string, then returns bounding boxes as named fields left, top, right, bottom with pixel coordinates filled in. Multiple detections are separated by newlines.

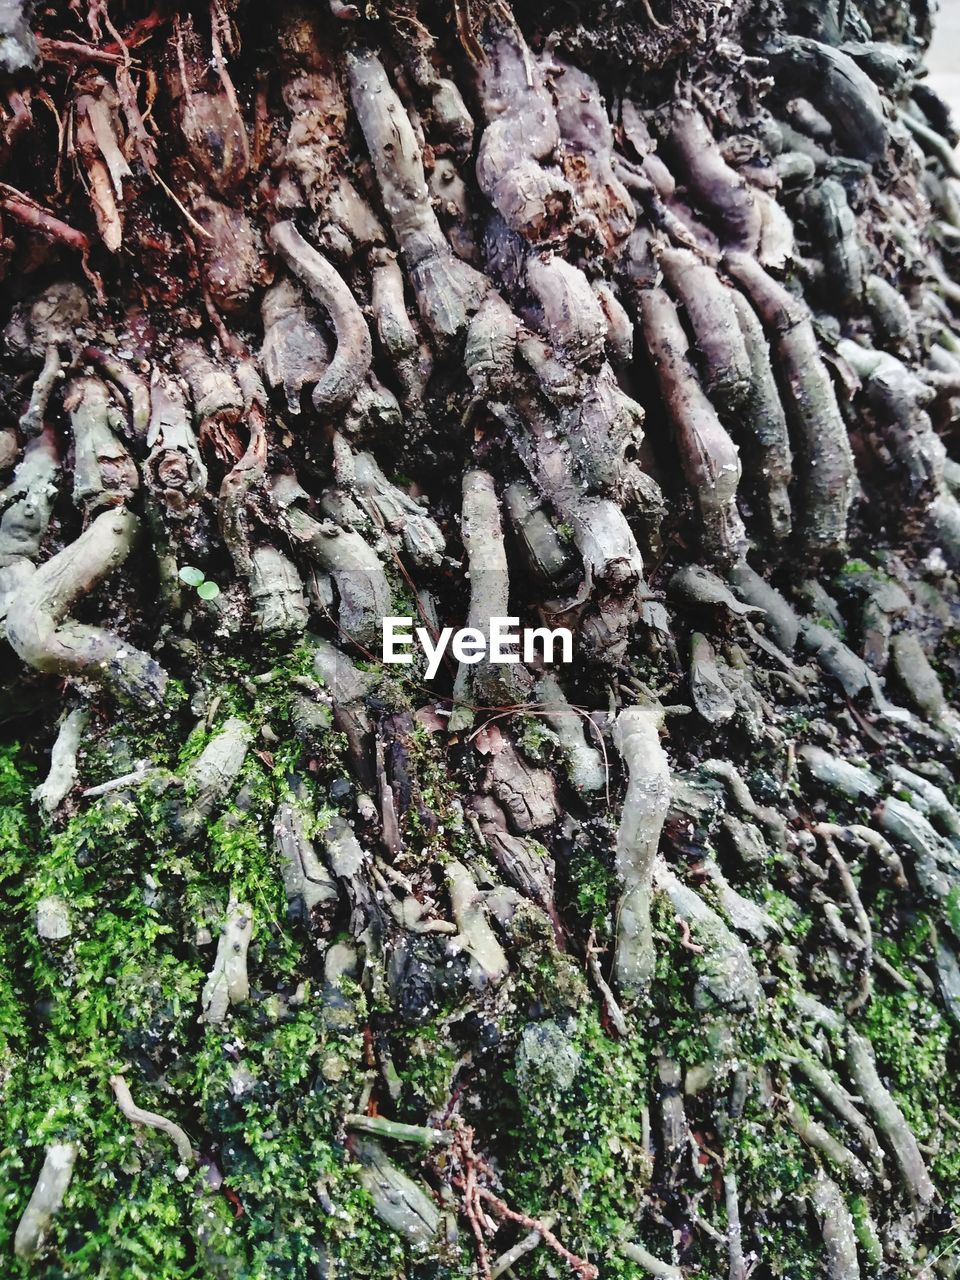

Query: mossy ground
left=2, top=636, right=960, bottom=1278
left=0, top=661, right=424, bottom=1279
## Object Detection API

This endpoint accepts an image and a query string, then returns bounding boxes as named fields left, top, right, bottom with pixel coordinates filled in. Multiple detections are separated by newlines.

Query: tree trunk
left=2, top=0, right=960, bottom=1276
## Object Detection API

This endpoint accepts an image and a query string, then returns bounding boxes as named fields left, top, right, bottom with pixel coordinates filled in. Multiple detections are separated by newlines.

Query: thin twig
left=585, top=929, right=629, bottom=1037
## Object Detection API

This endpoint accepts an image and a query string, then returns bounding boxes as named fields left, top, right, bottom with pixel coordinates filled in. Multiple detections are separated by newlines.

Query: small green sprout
left=177, top=565, right=221, bottom=601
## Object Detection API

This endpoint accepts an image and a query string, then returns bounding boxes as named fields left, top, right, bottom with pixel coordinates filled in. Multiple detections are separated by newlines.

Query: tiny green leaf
left=197, top=580, right=221, bottom=600
left=178, top=566, right=204, bottom=587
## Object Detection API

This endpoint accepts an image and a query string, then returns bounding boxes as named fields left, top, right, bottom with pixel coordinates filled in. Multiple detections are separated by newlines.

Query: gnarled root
left=784, top=1095, right=872, bottom=1189
left=84, top=347, right=151, bottom=443
left=33, top=707, right=89, bottom=816
left=473, top=17, right=573, bottom=242
left=771, top=37, right=887, bottom=162
left=798, top=746, right=880, bottom=803
left=217, top=372, right=307, bottom=637
left=5, top=506, right=167, bottom=709
left=308, top=636, right=376, bottom=787
left=218, top=368, right=268, bottom=580
left=319, top=815, right=374, bottom=934
left=639, top=288, right=745, bottom=565
left=612, top=703, right=670, bottom=996
left=451, top=469, right=516, bottom=727
left=347, top=48, right=488, bottom=344
left=550, top=59, right=635, bottom=253
left=559, top=498, right=649, bottom=658
left=620, top=1240, right=682, bottom=1278
left=806, top=179, right=864, bottom=310
left=248, top=545, right=309, bottom=638
left=66, top=375, right=138, bottom=518
left=688, top=632, right=736, bottom=725
left=332, top=434, right=444, bottom=570
left=662, top=103, right=760, bottom=250
left=724, top=252, right=856, bottom=556
left=446, top=859, right=509, bottom=986
left=890, top=631, right=960, bottom=743
left=109, top=1075, right=194, bottom=1170
left=657, top=247, right=753, bottom=414
left=727, top=290, right=793, bottom=541
left=284, top=503, right=392, bottom=650
left=809, top=1173, right=862, bottom=1280
left=469, top=794, right=556, bottom=918
left=789, top=1054, right=885, bottom=1175
left=844, top=1028, right=934, bottom=1208
left=0, top=425, right=59, bottom=564
left=274, top=784, right=340, bottom=926
left=370, top=248, right=432, bottom=406
left=269, top=221, right=372, bottom=413
left=838, top=339, right=960, bottom=560
left=525, top=255, right=606, bottom=369
left=18, top=343, right=61, bottom=437
left=352, top=1137, right=441, bottom=1246
left=484, top=740, right=560, bottom=834
left=259, top=276, right=333, bottom=415
left=170, top=716, right=252, bottom=843
left=145, top=373, right=208, bottom=524
left=0, top=425, right=60, bottom=619
left=176, top=340, right=244, bottom=458
left=534, top=673, right=605, bottom=794
left=655, top=864, right=762, bottom=1012
left=502, top=481, right=578, bottom=591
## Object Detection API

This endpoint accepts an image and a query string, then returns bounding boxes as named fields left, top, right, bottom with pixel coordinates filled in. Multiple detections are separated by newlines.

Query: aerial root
left=109, top=1075, right=193, bottom=1171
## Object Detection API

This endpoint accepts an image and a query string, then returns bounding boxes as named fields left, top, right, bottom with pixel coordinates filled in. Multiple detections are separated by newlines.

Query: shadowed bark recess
left=2, top=1, right=960, bottom=1277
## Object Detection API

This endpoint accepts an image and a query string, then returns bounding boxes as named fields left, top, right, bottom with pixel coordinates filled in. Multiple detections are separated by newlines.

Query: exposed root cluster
left=3, top=0, right=960, bottom=1277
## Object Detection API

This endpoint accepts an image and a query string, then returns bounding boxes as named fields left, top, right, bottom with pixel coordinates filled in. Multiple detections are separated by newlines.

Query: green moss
left=859, top=904, right=960, bottom=1209
left=509, top=900, right=588, bottom=1014
left=394, top=722, right=475, bottom=864
left=764, top=888, right=813, bottom=942
left=494, top=1007, right=654, bottom=1279
left=398, top=1027, right=460, bottom=1113
left=839, top=558, right=872, bottom=576
left=0, top=700, right=413, bottom=1279
left=945, top=886, right=960, bottom=942
left=848, top=1194, right=883, bottom=1266
left=564, top=827, right=615, bottom=935
left=724, top=1068, right=823, bottom=1280
left=749, top=1216, right=820, bottom=1280
left=858, top=987, right=952, bottom=1140
left=518, top=716, right=555, bottom=764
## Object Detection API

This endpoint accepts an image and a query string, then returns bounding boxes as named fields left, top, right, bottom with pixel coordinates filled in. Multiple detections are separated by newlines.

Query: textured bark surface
left=2, top=1, right=960, bottom=1277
